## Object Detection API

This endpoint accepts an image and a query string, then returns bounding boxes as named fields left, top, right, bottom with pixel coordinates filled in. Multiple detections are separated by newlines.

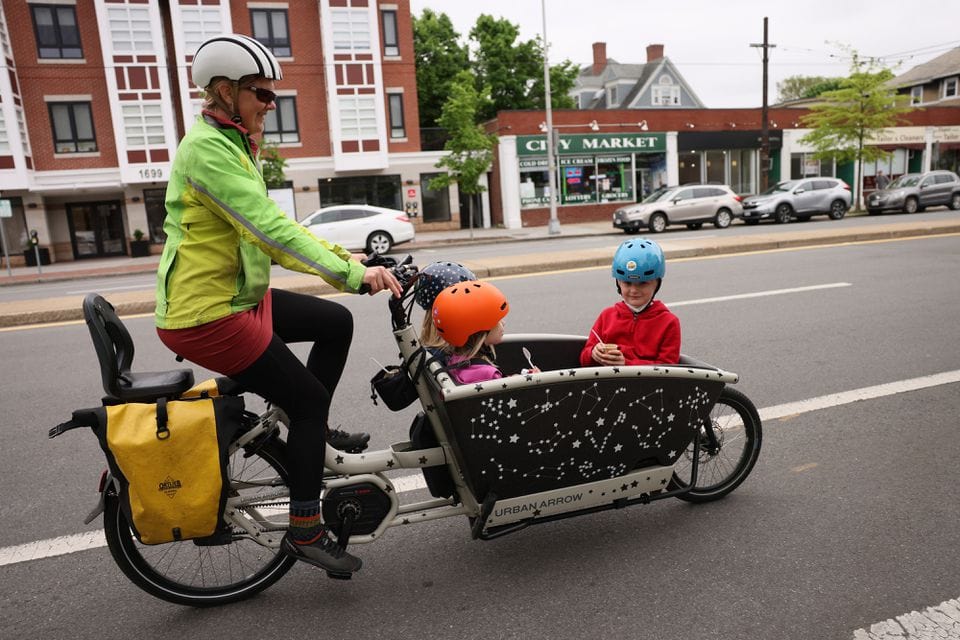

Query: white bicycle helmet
left=191, top=34, right=282, bottom=88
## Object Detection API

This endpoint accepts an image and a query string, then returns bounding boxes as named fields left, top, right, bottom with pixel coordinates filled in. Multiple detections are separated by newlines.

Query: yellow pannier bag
left=52, top=395, right=245, bottom=544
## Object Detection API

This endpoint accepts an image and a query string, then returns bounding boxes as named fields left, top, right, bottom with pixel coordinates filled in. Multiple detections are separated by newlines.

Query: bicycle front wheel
left=669, top=386, right=762, bottom=503
left=103, top=439, right=295, bottom=607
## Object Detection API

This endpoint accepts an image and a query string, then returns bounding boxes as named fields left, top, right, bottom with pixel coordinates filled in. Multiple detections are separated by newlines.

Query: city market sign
left=517, top=133, right=666, bottom=156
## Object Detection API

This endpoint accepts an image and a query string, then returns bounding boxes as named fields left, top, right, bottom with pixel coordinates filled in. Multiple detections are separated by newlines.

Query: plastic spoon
left=522, top=347, right=536, bottom=370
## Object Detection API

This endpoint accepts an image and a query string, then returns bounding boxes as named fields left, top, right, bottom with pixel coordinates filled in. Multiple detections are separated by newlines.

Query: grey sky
left=408, top=0, right=960, bottom=108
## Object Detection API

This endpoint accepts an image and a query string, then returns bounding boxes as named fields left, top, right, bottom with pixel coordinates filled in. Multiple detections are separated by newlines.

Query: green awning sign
left=517, top=133, right=665, bottom=156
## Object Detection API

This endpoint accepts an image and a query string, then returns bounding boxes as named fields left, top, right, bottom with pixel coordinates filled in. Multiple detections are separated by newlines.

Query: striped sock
left=289, top=498, right=325, bottom=545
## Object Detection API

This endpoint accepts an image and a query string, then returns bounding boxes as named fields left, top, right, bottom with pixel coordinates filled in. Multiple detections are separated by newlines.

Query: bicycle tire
left=103, top=439, right=295, bottom=607
left=669, top=386, right=762, bottom=503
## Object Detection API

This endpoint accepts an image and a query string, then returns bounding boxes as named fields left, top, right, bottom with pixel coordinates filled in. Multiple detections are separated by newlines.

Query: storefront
left=677, top=131, right=779, bottom=195
left=504, top=132, right=669, bottom=226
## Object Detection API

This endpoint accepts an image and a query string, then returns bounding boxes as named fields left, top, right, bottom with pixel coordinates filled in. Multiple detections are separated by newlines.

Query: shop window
left=388, top=93, right=405, bottom=139
left=678, top=151, right=700, bottom=185
left=705, top=150, right=725, bottom=184
left=790, top=153, right=834, bottom=179
left=31, top=4, right=82, bottom=59
left=251, top=9, right=291, bottom=57
left=319, top=174, right=401, bottom=210
left=144, top=188, right=167, bottom=244
left=519, top=158, right=552, bottom=208
left=381, top=10, right=399, bottom=57
left=264, top=96, right=300, bottom=143
left=596, top=156, right=633, bottom=203
left=560, top=158, right=597, bottom=204
left=49, top=102, right=97, bottom=153
left=635, top=153, right=668, bottom=200
left=420, top=172, right=451, bottom=222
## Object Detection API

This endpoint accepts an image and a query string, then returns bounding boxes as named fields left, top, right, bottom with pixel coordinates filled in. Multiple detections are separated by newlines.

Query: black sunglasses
left=245, top=86, right=277, bottom=104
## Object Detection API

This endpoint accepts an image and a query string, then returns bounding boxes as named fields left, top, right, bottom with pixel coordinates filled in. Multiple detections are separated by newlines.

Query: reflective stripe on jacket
left=155, top=116, right=365, bottom=329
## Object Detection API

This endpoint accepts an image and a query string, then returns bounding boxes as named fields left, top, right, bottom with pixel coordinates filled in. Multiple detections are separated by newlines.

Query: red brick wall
left=230, top=2, right=332, bottom=158
left=9, top=1, right=119, bottom=170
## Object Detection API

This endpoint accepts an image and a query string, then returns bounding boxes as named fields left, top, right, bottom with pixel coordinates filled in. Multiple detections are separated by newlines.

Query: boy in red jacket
left=580, top=238, right=681, bottom=367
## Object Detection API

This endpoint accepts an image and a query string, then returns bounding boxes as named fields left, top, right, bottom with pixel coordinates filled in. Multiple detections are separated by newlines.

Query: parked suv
left=867, top=170, right=960, bottom=215
left=612, top=184, right=743, bottom=234
left=741, top=177, right=851, bottom=224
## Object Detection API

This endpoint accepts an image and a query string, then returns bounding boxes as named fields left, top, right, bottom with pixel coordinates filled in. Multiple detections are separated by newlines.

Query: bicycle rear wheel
left=669, top=386, right=762, bottom=503
left=103, top=439, right=294, bottom=607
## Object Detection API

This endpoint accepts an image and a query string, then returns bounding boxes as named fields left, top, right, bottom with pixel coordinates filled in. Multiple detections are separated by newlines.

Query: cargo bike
left=54, top=257, right=761, bottom=606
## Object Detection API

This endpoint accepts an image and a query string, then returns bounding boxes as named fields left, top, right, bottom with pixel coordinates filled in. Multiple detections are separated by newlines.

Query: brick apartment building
left=0, top=0, right=463, bottom=266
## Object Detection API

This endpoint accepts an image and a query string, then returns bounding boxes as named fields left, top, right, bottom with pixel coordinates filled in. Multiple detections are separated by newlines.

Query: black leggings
left=230, top=289, right=353, bottom=501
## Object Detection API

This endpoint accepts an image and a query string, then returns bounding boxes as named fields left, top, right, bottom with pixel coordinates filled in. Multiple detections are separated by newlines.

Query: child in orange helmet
left=431, top=280, right=515, bottom=384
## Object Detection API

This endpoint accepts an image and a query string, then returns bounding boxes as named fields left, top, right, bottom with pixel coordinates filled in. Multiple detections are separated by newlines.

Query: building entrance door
left=67, top=201, right=127, bottom=258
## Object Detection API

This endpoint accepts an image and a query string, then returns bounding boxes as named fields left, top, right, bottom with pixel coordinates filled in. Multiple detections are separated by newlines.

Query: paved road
left=3, top=232, right=960, bottom=638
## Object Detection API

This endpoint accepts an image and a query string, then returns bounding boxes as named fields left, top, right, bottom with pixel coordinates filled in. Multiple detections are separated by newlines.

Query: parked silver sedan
left=741, top=177, right=851, bottom=224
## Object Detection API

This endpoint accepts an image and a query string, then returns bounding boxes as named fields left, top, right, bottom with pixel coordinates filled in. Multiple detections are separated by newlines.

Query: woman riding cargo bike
left=153, top=33, right=400, bottom=576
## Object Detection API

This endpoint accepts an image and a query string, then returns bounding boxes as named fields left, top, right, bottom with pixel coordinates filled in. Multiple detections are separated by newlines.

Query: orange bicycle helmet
left=432, top=281, right=509, bottom=347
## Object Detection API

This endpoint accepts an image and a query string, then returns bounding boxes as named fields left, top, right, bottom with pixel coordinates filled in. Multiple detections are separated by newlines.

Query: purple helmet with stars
left=414, top=261, right=477, bottom=310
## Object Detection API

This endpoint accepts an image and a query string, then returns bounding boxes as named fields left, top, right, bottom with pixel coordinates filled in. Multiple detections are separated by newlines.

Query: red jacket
left=579, top=300, right=681, bottom=366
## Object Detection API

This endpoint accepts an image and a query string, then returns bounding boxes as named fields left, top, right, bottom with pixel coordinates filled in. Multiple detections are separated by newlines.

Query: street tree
left=429, top=70, right=498, bottom=236
left=777, top=75, right=844, bottom=102
left=412, top=9, right=469, bottom=130
left=469, top=14, right=577, bottom=121
left=259, top=139, right=288, bottom=189
left=799, top=52, right=913, bottom=209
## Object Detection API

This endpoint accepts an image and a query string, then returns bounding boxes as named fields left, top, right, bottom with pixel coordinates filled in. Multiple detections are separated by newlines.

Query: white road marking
left=4, top=368, right=959, bottom=569
left=852, top=597, right=960, bottom=639
left=668, top=282, right=852, bottom=307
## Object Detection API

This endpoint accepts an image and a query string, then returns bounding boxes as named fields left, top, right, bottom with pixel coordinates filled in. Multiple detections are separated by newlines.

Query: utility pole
left=751, top=17, right=776, bottom=192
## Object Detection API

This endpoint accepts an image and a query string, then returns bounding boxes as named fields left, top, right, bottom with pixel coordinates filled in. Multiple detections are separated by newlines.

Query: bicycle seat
left=82, top=294, right=195, bottom=404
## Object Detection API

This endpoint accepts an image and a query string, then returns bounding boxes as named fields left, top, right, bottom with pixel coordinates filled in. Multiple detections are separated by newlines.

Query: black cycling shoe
left=327, top=428, right=370, bottom=453
left=281, top=532, right=362, bottom=578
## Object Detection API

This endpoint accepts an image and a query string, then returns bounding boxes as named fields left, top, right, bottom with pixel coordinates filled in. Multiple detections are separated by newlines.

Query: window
left=319, top=175, right=401, bottom=209
left=107, top=5, right=152, bottom=53
left=331, top=8, right=371, bottom=51
left=652, top=75, right=680, bottom=106
left=420, top=172, right=451, bottom=222
left=911, top=86, right=923, bottom=105
left=121, top=103, right=165, bottom=147
left=943, top=77, right=958, bottom=100
left=339, top=96, right=377, bottom=139
left=607, top=85, right=618, bottom=107
left=387, top=93, right=405, bottom=138
left=31, top=4, right=82, bottom=59
left=251, top=9, right=290, bottom=57
left=143, top=188, right=167, bottom=244
left=381, top=9, right=399, bottom=57
left=264, top=96, right=300, bottom=143
left=49, top=102, right=96, bottom=153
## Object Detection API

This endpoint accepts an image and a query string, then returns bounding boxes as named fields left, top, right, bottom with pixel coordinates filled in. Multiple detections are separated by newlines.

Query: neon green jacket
left=155, top=116, right=365, bottom=329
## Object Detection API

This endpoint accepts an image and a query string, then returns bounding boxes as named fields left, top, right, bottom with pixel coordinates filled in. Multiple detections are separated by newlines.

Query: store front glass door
left=68, top=201, right=126, bottom=258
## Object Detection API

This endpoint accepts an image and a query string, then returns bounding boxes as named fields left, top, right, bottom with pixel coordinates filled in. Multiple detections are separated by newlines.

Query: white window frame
left=910, top=86, right=923, bottom=105
left=943, top=77, right=958, bottom=100
left=180, top=6, right=225, bottom=54
left=121, top=102, right=166, bottom=148
left=387, top=90, right=405, bottom=139
left=331, top=8, right=371, bottom=52
left=106, top=4, right=153, bottom=53
left=338, top=95, right=377, bottom=140
left=652, top=75, right=680, bottom=106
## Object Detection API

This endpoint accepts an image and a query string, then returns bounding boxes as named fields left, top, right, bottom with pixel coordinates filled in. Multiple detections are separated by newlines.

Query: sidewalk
left=1, top=217, right=958, bottom=328
left=0, top=220, right=617, bottom=287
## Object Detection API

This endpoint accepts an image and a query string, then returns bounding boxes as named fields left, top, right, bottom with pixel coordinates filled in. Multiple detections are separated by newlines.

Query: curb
left=2, top=221, right=958, bottom=329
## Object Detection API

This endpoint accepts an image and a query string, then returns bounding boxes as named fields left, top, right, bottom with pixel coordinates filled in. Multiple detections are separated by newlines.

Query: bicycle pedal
left=326, top=570, right=353, bottom=581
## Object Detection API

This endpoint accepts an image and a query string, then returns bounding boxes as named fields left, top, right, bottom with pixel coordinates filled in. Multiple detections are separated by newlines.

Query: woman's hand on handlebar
left=361, top=265, right=402, bottom=298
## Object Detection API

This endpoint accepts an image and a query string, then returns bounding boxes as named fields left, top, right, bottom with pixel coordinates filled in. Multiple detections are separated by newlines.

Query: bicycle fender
left=82, top=470, right=115, bottom=525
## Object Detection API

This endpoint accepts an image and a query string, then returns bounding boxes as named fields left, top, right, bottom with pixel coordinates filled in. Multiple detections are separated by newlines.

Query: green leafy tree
left=469, top=15, right=577, bottom=121
left=777, top=75, right=844, bottom=102
left=429, top=71, right=498, bottom=234
left=799, top=51, right=914, bottom=209
left=412, top=9, right=469, bottom=129
left=259, top=139, right=288, bottom=189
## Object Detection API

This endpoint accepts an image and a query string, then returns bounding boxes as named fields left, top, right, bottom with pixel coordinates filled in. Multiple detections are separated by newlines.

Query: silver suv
left=741, top=177, right=851, bottom=224
left=867, top=170, right=960, bottom=215
left=612, top=184, right=744, bottom=234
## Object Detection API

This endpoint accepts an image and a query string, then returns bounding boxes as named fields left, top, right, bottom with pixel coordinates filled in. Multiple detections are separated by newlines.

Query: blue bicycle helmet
left=612, top=238, right=665, bottom=282
left=414, top=261, right=477, bottom=310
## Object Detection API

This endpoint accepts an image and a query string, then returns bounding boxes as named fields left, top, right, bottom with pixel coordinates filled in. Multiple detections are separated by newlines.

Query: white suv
left=612, top=185, right=744, bottom=234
